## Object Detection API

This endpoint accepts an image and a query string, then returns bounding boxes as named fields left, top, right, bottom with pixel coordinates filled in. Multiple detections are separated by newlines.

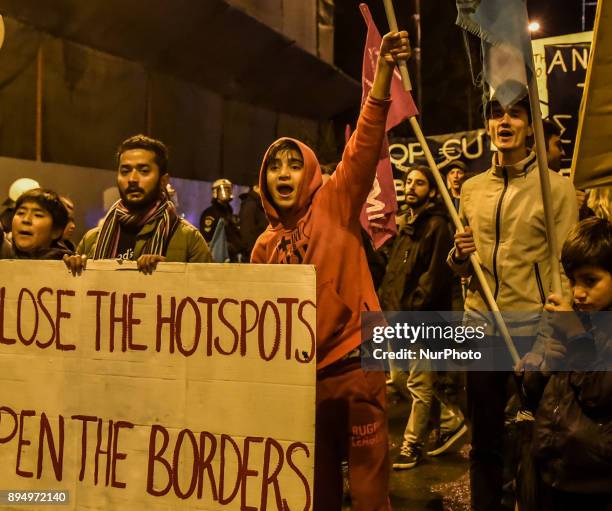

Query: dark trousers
left=467, top=371, right=513, bottom=511
left=315, top=358, right=391, bottom=511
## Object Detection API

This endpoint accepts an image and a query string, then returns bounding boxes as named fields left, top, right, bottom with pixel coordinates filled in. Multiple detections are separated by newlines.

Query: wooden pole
left=383, top=0, right=520, bottom=364
left=527, top=69, right=563, bottom=297
left=382, top=0, right=413, bottom=91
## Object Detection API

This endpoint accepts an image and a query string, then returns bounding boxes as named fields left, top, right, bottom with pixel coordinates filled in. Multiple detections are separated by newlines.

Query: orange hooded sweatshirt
left=252, top=96, right=390, bottom=369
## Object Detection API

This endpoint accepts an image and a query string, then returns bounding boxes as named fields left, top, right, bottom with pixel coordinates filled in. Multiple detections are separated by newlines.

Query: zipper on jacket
left=492, top=169, right=509, bottom=300
left=534, top=263, right=546, bottom=305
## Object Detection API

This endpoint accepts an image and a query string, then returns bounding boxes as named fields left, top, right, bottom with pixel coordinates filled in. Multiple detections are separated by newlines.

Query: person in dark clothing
left=59, top=196, right=77, bottom=252
left=200, top=178, right=243, bottom=262
left=542, top=119, right=594, bottom=221
left=542, top=119, right=565, bottom=173
left=2, top=188, right=73, bottom=260
left=445, top=159, right=468, bottom=213
left=238, top=185, right=267, bottom=260
left=0, top=198, right=15, bottom=234
left=521, top=217, right=612, bottom=510
left=443, top=159, right=469, bottom=311
left=379, top=166, right=466, bottom=470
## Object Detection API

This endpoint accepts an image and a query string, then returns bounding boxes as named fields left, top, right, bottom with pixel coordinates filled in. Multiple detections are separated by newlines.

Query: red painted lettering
left=36, top=288, right=56, bottom=348
left=156, top=295, right=176, bottom=353
left=176, top=298, right=201, bottom=357
left=216, top=299, right=239, bottom=355
left=109, top=293, right=127, bottom=352
left=71, top=414, right=97, bottom=482
left=127, top=293, right=146, bottom=351
left=146, top=425, right=172, bottom=497
left=111, top=420, right=134, bottom=488
left=286, top=442, right=312, bottom=511
left=219, top=434, right=242, bottom=504
left=87, top=291, right=109, bottom=351
left=36, top=413, right=64, bottom=481
left=297, top=301, right=316, bottom=363
left=17, top=288, right=38, bottom=345
left=56, top=290, right=76, bottom=351
left=0, top=287, right=16, bottom=345
left=239, top=300, right=259, bottom=356
left=258, top=301, right=281, bottom=361
left=16, top=410, right=36, bottom=478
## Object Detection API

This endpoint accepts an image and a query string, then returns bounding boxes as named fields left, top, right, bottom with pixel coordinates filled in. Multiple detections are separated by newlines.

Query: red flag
left=359, top=3, right=418, bottom=249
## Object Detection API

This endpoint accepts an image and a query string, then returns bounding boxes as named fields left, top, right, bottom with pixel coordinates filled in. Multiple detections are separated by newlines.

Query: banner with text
left=0, top=261, right=316, bottom=510
left=532, top=32, right=593, bottom=172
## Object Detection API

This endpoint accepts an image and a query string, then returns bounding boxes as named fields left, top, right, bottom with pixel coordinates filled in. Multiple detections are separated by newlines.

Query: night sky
left=333, top=0, right=595, bottom=135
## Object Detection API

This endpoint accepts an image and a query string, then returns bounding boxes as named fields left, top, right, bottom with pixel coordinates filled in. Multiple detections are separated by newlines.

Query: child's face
left=12, top=201, right=61, bottom=254
left=266, top=149, right=304, bottom=212
left=571, top=265, right=612, bottom=312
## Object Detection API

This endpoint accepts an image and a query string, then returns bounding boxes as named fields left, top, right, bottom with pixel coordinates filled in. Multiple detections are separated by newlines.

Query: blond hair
left=587, top=186, right=612, bottom=221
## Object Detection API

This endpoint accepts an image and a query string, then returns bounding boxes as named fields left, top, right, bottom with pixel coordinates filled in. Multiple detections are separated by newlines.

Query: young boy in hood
left=251, top=31, right=410, bottom=511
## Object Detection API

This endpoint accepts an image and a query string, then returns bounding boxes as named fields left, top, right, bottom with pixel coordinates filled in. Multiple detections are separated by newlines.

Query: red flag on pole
left=359, top=3, right=418, bottom=249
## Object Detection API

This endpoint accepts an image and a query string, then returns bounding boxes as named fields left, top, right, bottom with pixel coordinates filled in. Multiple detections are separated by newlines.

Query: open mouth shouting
left=265, top=145, right=305, bottom=212
left=496, top=127, right=514, bottom=144
left=276, top=183, right=295, bottom=199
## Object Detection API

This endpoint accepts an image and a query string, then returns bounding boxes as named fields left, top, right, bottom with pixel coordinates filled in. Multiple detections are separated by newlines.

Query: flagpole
left=527, top=70, right=563, bottom=297
left=383, top=0, right=520, bottom=364
left=382, top=0, right=413, bottom=91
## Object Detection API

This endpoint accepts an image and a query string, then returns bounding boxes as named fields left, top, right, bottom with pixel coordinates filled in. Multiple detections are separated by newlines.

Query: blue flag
left=456, top=0, right=534, bottom=108
left=210, top=217, right=230, bottom=263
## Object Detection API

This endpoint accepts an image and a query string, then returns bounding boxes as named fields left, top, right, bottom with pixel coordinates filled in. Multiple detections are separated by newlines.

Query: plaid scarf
left=93, top=198, right=176, bottom=259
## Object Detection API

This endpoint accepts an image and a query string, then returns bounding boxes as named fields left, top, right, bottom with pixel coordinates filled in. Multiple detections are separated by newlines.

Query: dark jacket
left=378, top=202, right=453, bottom=311
left=79, top=217, right=211, bottom=263
left=526, top=315, right=612, bottom=493
left=238, top=190, right=268, bottom=260
left=1, top=233, right=74, bottom=260
left=199, top=200, right=243, bottom=262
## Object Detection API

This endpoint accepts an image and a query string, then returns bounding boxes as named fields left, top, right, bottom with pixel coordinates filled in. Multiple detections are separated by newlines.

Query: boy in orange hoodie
left=251, top=31, right=410, bottom=511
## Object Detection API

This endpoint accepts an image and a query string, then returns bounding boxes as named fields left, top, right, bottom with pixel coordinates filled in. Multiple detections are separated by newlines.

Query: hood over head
left=259, top=138, right=322, bottom=228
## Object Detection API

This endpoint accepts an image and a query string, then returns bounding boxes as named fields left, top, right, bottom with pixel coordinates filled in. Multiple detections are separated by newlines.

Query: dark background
left=333, top=0, right=589, bottom=137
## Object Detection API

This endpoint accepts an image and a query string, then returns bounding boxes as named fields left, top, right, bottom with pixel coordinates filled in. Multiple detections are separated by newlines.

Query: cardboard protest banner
left=0, top=260, right=316, bottom=510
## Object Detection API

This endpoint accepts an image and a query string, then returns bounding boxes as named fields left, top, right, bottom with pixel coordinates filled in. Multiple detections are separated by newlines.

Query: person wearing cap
left=445, top=159, right=468, bottom=213
left=447, top=94, right=578, bottom=510
left=199, top=179, right=243, bottom=262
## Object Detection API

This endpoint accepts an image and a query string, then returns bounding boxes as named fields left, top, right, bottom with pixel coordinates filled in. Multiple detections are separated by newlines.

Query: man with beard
left=65, top=135, right=211, bottom=274
left=379, top=167, right=466, bottom=469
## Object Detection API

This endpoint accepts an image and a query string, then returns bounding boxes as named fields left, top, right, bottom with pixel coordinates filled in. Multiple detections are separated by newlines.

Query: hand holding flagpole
left=382, top=0, right=413, bottom=91
left=382, top=0, right=520, bottom=364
